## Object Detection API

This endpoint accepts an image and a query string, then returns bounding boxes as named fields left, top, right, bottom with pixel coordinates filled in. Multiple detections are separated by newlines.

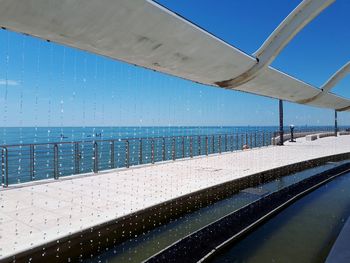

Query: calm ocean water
left=1, top=126, right=282, bottom=145
left=0, top=126, right=336, bottom=185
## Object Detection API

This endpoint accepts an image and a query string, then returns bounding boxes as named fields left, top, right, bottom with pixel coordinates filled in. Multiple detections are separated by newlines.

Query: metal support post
left=279, top=99, right=284, bottom=145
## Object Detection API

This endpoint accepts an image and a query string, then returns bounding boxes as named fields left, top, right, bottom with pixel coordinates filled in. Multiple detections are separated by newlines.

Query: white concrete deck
left=1, top=135, right=350, bottom=259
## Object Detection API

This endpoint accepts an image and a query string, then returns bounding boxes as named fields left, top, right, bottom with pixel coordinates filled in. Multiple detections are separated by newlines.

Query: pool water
left=210, top=171, right=350, bottom=263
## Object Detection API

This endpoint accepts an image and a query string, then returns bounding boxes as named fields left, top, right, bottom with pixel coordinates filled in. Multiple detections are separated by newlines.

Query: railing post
left=1, top=148, right=4, bottom=187
left=75, top=142, right=80, bottom=173
left=241, top=134, right=244, bottom=149
left=151, top=138, right=155, bottom=164
left=245, top=133, right=248, bottom=147
left=231, top=135, right=234, bottom=152
left=225, top=134, right=228, bottom=152
left=1, top=147, right=8, bottom=187
left=219, top=135, right=222, bottom=154
left=29, top=144, right=35, bottom=181
left=205, top=136, right=208, bottom=156
left=162, top=137, right=166, bottom=161
left=110, top=141, right=114, bottom=169
left=190, top=136, right=193, bottom=158
left=212, top=135, right=215, bottom=153
left=93, top=141, right=99, bottom=173
left=198, top=136, right=201, bottom=156
left=172, top=138, right=176, bottom=161
left=236, top=134, right=239, bottom=150
left=250, top=133, right=253, bottom=148
left=53, top=144, right=59, bottom=179
left=262, top=131, right=265, bottom=146
left=254, top=133, right=257, bottom=148
left=125, top=140, right=130, bottom=168
left=182, top=136, right=185, bottom=158
left=139, top=139, right=143, bottom=164
left=5, top=148, right=8, bottom=187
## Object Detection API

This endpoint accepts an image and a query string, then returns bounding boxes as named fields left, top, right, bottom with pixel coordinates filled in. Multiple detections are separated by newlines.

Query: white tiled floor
left=0, top=135, right=350, bottom=259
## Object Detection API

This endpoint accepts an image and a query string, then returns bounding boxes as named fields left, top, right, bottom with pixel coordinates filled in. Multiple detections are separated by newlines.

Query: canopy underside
left=0, top=0, right=348, bottom=110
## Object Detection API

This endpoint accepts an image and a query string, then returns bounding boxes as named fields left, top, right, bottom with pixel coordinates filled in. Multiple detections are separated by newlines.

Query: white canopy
left=0, top=0, right=348, bottom=110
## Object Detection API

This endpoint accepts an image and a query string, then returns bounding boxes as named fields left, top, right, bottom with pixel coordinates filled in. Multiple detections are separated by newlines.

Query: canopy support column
left=335, top=110, right=338, bottom=137
left=279, top=100, right=284, bottom=145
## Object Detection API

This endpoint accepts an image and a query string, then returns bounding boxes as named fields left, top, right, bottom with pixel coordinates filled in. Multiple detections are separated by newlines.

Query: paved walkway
left=1, top=135, right=350, bottom=259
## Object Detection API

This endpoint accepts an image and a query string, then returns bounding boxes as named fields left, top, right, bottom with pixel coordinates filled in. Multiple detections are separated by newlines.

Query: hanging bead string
left=47, top=43, right=53, bottom=139
left=92, top=56, right=98, bottom=141
left=100, top=60, right=105, bottom=164
left=19, top=37, right=25, bottom=142
left=102, top=59, right=106, bottom=129
left=69, top=51, right=77, bottom=174
left=17, top=35, right=26, bottom=182
left=60, top=47, right=66, bottom=142
left=71, top=51, right=77, bottom=142
left=31, top=40, right=41, bottom=181
left=80, top=55, right=87, bottom=172
left=111, top=62, right=116, bottom=140
left=57, top=47, right=66, bottom=176
left=33, top=41, right=41, bottom=146
left=117, top=60, right=123, bottom=167
left=132, top=66, right=137, bottom=161
left=100, top=59, right=106, bottom=166
left=45, top=42, right=53, bottom=179
left=138, top=64, right=144, bottom=149
left=2, top=29, right=9, bottom=145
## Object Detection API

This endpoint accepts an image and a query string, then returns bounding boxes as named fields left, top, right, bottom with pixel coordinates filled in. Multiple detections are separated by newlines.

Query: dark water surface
left=211, top=171, right=350, bottom=263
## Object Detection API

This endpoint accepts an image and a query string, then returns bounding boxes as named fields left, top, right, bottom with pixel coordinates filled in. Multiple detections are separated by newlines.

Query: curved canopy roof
left=0, top=0, right=348, bottom=111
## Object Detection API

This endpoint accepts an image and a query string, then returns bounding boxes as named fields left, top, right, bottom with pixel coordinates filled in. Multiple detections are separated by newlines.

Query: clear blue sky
left=0, top=0, right=349, bottom=127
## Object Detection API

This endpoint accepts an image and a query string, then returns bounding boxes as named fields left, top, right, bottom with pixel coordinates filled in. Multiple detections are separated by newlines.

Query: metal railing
left=271, top=126, right=341, bottom=145
left=0, top=131, right=275, bottom=187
